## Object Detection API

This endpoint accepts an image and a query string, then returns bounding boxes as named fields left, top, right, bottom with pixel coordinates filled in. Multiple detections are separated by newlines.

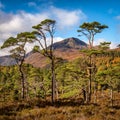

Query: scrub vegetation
left=0, top=19, right=120, bottom=120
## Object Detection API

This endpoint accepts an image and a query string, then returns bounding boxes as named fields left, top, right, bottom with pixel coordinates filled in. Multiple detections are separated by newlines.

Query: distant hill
left=0, top=55, right=16, bottom=66
left=51, top=37, right=87, bottom=50
left=25, top=37, right=87, bottom=67
left=0, top=37, right=87, bottom=67
left=0, top=51, right=33, bottom=66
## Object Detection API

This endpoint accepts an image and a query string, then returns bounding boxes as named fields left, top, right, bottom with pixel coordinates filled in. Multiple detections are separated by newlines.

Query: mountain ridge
left=51, top=37, right=87, bottom=50
left=0, top=37, right=87, bottom=67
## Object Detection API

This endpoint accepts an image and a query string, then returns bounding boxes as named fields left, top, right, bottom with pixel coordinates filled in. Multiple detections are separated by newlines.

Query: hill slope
left=0, top=37, right=87, bottom=67
left=0, top=55, right=16, bottom=66
left=25, top=37, right=87, bottom=67
left=51, top=37, right=87, bottom=50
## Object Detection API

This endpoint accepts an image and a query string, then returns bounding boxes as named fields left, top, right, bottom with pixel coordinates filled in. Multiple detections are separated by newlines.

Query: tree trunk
left=51, top=57, right=56, bottom=105
left=82, top=88, right=86, bottom=103
left=55, top=81, right=59, bottom=100
left=85, top=86, right=89, bottom=104
left=94, top=85, right=97, bottom=104
left=19, top=64, right=25, bottom=100
left=88, top=55, right=92, bottom=103
left=110, top=88, right=113, bottom=107
left=26, top=81, right=29, bottom=100
left=88, top=70, right=92, bottom=102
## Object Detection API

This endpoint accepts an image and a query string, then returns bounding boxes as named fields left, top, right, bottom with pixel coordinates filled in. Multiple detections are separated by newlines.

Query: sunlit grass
left=1, top=94, right=120, bottom=120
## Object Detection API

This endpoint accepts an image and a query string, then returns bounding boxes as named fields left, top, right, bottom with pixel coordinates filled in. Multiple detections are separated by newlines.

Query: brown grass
left=1, top=93, right=120, bottom=120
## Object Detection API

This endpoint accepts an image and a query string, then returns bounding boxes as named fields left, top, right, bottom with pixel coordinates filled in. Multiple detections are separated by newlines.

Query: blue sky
left=0, top=0, right=120, bottom=55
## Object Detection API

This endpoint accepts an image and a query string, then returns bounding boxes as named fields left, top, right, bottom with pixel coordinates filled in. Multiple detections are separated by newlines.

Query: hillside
left=1, top=50, right=120, bottom=120
left=0, top=55, right=16, bottom=66
left=1, top=39, right=120, bottom=120
left=51, top=37, right=87, bottom=50
left=25, top=37, right=87, bottom=68
left=0, top=37, right=87, bottom=67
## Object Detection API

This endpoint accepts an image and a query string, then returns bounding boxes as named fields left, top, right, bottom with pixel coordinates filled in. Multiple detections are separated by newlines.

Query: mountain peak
left=0, top=37, right=87, bottom=67
left=52, top=37, right=87, bottom=50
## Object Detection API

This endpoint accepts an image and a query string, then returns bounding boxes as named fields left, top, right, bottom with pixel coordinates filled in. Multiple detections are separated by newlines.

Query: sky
left=0, top=0, right=120, bottom=56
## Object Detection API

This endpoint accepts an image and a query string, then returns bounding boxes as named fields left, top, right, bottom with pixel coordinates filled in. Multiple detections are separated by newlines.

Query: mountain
left=25, top=37, right=87, bottom=68
left=0, top=37, right=87, bottom=67
left=0, top=55, right=16, bottom=66
left=51, top=37, right=87, bottom=50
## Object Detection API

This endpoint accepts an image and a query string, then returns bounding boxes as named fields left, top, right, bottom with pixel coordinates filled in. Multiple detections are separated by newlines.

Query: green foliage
left=33, top=45, right=40, bottom=52
left=78, top=21, right=108, bottom=34
left=33, top=19, right=56, bottom=31
left=99, top=41, right=111, bottom=50
left=32, top=19, right=56, bottom=59
left=1, top=31, right=37, bottom=100
left=77, top=21, right=108, bottom=48
left=0, top=49, right=120, bottom=102
left=1, top=19, right=120, bottom=119
left=32, top=19, right=57, bottom=104
left=1, top=37, right=17, bottom=48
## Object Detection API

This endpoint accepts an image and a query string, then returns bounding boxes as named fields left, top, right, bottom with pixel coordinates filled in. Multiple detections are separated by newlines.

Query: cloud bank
left=50, top=6, right=86, bottom=29
left=0, top=3, right=86, bottom=56
left=0, top=6, right=86, bottom=42
left=0, top=11, right=49, bottom=43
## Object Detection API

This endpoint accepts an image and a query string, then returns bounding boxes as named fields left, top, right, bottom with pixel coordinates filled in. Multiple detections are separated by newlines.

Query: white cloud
left=0, top=11, right=49, bottom=41
left=110, top=42, right=118, bottom=49
left=0, top=11, right=50, bottom=56
left=0, top=48, right=10, bottom=56
left=0, top=37, right=64, bottom=56
left=50, top=6, right=86, bottom=29
left=94, top=38, right=106, bottom=46
left=0, top=15, right=23, bottom=33
left=0, top=6, right=86, bottom=41
left=0, top=6, right=86, bottom=56
left=46, top=37, right=63, bottom=46
left=0, top=11, right=13, bottom=24
left=53, top=37, right=63, bottom=43
left=24, top=37, right=64, bottom=53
